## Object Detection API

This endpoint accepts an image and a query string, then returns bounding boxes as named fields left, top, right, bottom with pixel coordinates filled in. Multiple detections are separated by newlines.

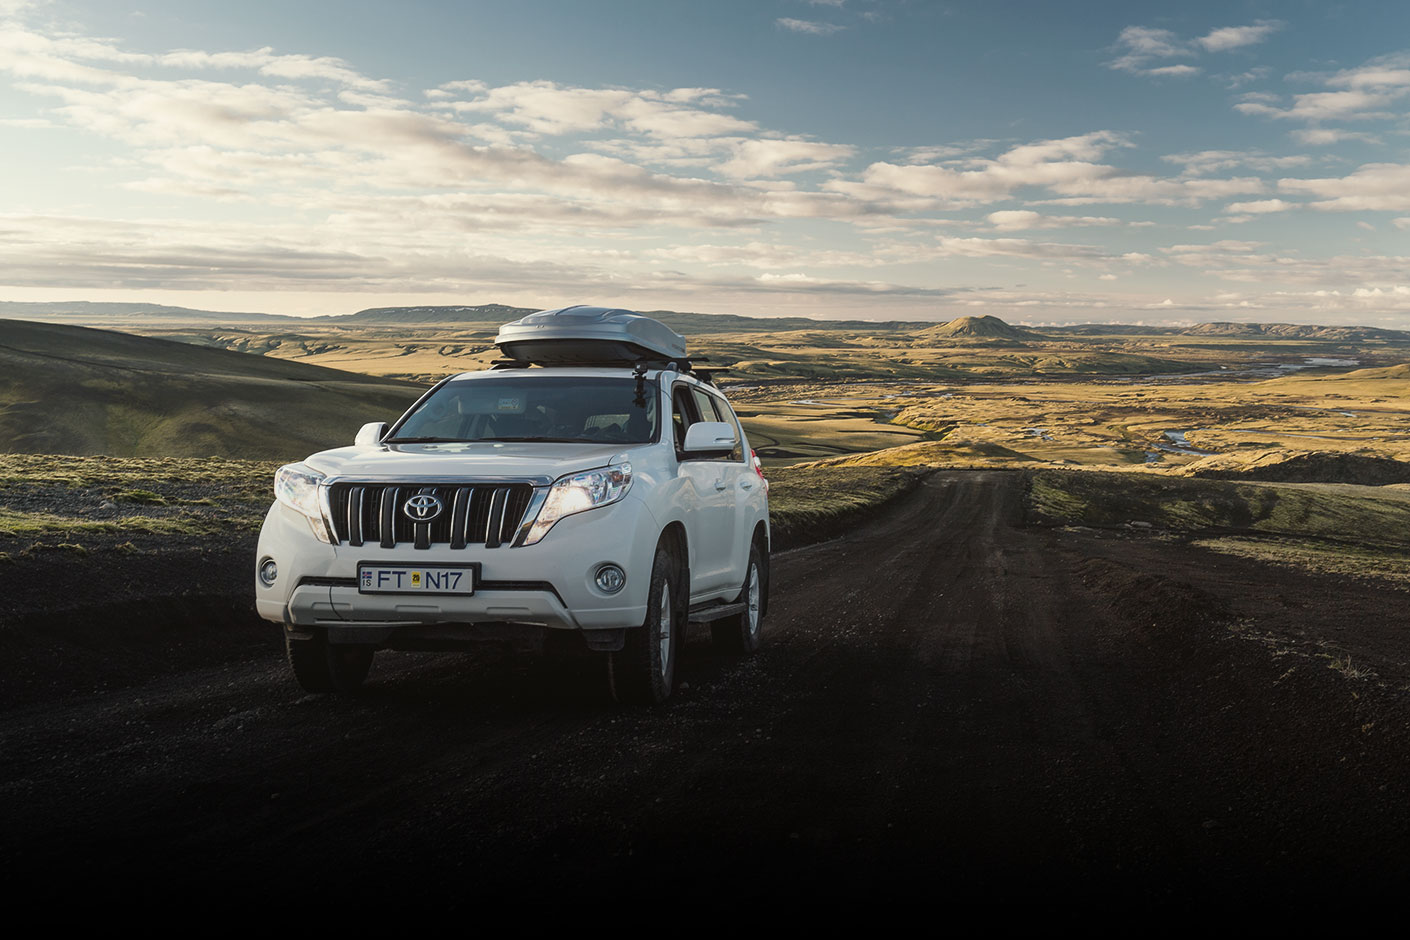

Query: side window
left=688, top=386, right=743, bottom=462
left=689, top=387, right=721, bottom=424
left=707, top=393, right=745, bottom=462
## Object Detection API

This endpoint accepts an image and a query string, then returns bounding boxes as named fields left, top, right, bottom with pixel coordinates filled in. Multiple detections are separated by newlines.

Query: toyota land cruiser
left=254, top=306, right=770, bottom=704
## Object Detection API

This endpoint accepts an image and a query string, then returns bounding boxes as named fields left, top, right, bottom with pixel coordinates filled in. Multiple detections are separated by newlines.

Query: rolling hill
left=914, top=315, right=1042, bottom=341
left=0, top=319, right=423, bottom=458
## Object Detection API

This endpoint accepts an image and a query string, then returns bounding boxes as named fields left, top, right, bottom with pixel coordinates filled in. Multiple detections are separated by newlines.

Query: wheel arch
left=658, top=520, right=689, bottom=606
left=750, top=520, right=770, bottom=618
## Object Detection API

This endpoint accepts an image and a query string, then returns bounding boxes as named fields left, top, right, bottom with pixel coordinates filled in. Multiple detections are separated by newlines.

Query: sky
left=2, top=0, right=1410, bottom=325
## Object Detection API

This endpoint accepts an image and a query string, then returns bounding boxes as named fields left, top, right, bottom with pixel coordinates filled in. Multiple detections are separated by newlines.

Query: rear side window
left=711, top=393, right=745, bottom=462
left=687, top=386, right=743, bottom=462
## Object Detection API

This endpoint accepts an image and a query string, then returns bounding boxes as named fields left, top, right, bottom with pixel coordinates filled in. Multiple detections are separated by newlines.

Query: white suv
left=254, top=306, right=769, bottom=704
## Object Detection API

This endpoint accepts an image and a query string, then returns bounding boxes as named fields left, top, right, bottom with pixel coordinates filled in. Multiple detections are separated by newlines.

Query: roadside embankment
left=766, top=464, right=928, bottom=551
left=1182, top=448, right=1410, bottom=485
left=1024, top=468, right=1410, bottom=587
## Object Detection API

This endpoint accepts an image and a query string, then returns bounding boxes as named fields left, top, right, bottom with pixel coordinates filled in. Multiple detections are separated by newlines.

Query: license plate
left=358, top=563, right=477, bottom=595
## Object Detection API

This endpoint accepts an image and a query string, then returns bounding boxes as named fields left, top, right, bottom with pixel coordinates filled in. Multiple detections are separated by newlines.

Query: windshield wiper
left=485, top=436, right=584, bottom=443
left=385, top=436, right=465, bottom=444
left=388, top=435, right=597, bottom=444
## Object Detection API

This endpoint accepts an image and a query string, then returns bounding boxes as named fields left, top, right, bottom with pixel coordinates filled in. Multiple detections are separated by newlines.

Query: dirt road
left=5, top=471, right=1410, bottom=908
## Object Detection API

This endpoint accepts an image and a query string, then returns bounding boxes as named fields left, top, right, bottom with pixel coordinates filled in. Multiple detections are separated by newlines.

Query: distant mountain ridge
left=0, top=300, right=293, bottom=324
left=1180, top=321, right=1410, bottom=341
left=3, top=300, right=1407, bottom=340
left=327, top=304, right=921, bottom=335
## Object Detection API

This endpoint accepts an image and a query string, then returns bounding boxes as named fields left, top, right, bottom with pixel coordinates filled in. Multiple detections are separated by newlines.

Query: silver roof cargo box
left=495, top=305, right=687, bottom=365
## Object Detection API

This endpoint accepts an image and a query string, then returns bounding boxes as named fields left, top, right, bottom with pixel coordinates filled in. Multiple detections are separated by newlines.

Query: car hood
left=302, top=441, right=637, bottom=483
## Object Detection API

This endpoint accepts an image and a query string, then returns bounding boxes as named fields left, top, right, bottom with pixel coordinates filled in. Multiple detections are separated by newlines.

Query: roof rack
left=488, top=355, right=722, bottom=381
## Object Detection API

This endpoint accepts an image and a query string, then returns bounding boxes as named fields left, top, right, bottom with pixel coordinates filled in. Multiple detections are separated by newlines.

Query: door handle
left=714, top=479, right=728, bottom=491
left=740, top=480, right=755, bottom=490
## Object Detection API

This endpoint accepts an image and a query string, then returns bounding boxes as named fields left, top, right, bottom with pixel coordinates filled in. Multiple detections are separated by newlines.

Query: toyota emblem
left=403, top=493, right=443, bottom=522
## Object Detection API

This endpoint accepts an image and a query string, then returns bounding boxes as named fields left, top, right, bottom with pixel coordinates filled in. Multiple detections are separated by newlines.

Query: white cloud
left=776, top=18, right=845, bottom=35
left=1110, top=26, right=1187, bottom=67
left=1290, top=128, right=1381, bottom=146
left=1167, top=239, right=1264, bottom=254
left=1237, top=88, right=1407, bottom=122
left=1234, top=51, right=1410, bottom=138
left=1146, top=65, right=1200, bottom=78
left=715, top=137, right=855, bottom=178
left=895, top=140, right=998, bottom=164
left=986, top=210, right=1042, bottom=230
left=1164, top=149, right=1313, bottom=176
left=1324, top=54, right=1410, bottom=90
left=649, top=240, right=920, bottom=270
left=833, top=131, right=1132, bottom=206
left=1036, top=175, right=1264, bottom=207
left=444, top=80, right=755, bottom=139
left=931, top=236, right=1113, bottom=262
left=1279, top=163, right=1410, bottom=211
left=986, top=210, right=1123, bottom=231
left=1224, top=198, right=1295, bottom=214
left=0, top=26, right=392, bottom=92
left=1110, top=22, right=1279, bottom=77
left=1197, top=21, right=1283, bottom=53
left=1224, top=67, right=1270, bottom=88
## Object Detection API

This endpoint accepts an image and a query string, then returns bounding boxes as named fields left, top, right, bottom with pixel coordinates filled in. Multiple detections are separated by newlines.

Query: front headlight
left=523, top=462, right=632, bottom=545
left=274, top=463, right=332, bottom=543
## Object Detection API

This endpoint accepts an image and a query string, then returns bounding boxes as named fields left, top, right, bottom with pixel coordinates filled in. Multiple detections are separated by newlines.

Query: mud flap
left=581, top=628, right=626, bottom=652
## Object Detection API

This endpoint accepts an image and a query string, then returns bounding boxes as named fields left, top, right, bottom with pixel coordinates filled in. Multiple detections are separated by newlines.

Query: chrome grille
left=327, top=483, right=535, bottom=549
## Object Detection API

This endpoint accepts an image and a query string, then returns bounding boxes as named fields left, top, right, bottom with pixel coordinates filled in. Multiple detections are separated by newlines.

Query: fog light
left=259, top=558, right=278, bottom=586
left=594, top=564, right=626, bottom=594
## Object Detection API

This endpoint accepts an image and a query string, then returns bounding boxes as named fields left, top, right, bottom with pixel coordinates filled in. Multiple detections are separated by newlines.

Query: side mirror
left=682, top=421, right=737, bottom=455
left=355, top=421, right=388, bottom=448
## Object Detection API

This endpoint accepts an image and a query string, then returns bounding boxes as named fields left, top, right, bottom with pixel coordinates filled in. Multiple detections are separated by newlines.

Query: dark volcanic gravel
left=4, top=471, right=1410, bottom=911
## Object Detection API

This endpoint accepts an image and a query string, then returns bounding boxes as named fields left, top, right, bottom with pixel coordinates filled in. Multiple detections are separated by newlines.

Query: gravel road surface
left=5, top=471, right=1410, bottom=909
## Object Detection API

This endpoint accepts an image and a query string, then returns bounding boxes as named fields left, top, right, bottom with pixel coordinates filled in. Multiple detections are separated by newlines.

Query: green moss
left=1027, top=469, right=1410, bottom=548
left=0, top=453, right=281, bottom=493
left=0, top=508, right=260, bottom=537
left=1193, top=536, right=1410, bottom=588
left=1027, top=476, right=1092, bottom=523
left=768, top=466, right=919, bottom=532
left=109, top=488, right=167, bottom=505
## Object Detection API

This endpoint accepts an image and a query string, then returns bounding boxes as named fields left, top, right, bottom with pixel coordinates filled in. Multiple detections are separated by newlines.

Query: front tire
left=608, top=546, right=680, bottom=705
left=286, top=633, right=373, bottom=693
left=712, top=542, right=765, bottom=654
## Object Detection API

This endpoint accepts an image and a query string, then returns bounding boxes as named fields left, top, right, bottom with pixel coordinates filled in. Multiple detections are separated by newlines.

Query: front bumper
left=277, top=580, right=638, bottom=632
left=255, top=494, right=658, bottom=635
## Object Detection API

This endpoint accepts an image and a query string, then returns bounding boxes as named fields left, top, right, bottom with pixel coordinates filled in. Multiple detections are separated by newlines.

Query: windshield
left=388, top=374, right=659, bottom=444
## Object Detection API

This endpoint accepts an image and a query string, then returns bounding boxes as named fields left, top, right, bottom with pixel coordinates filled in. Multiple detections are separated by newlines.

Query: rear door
left=700, top=389, right=758, bottom=590
left=674, top=383, right=736, bottom=595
